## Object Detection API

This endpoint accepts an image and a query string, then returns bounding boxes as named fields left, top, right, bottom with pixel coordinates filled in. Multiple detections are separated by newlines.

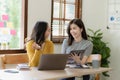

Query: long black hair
left=67, top=19, right=88, bottom=45
left=30, top=21, right=48, bottom=46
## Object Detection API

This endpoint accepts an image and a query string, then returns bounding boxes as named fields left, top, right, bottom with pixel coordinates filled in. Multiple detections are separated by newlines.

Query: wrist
left=36, top=45, right=41, bottom=50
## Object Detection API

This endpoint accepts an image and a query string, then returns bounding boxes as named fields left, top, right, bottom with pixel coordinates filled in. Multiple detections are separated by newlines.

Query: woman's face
left=70, top=23, right=82, bottom=39
left=45, top=26, right=51, bottom=39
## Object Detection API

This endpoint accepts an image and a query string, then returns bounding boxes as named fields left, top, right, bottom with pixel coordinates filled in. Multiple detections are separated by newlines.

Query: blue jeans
left=61, top=77, right=75, bottom=80
left=61, top=75, right=90, bottom=80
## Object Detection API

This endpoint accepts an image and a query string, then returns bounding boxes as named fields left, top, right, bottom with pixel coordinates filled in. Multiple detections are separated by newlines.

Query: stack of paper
left=16, top=63, right=30, bottom=70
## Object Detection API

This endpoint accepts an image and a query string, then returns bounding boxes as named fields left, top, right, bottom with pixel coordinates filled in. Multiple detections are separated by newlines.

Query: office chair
left=76, top=54, right=101, bottom=80
left=87, top=54, right=101, bottom=80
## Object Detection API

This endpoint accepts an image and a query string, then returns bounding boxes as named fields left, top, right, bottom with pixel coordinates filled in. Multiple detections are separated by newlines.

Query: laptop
left=38, top=54, right=68, bottom=70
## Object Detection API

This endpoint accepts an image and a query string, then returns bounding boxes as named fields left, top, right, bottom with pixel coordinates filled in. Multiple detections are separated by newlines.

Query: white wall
left=82, top=0, right=120, bottom=80
left=27, top=0, right=51, bottom=37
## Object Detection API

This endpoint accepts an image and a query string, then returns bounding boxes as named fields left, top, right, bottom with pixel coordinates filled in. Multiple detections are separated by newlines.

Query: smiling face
left=70, top=23, right=83, bottom=39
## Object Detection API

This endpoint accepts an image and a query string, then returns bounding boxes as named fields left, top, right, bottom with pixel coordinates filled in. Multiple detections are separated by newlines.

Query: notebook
left=16, top=63, right=30, bottom=70
left=38, top=54, right=68, bottom=70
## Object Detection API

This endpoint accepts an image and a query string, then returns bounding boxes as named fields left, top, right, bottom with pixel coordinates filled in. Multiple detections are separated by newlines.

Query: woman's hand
left=70, top=53, right=88, bottom=64
left=32, top=42, right=41, bottom=50
left=70, top=53, right=81, bottom=64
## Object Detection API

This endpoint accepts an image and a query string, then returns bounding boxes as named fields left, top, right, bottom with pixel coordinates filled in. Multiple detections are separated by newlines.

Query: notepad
left=66, top=64, right=90, bottom=69
left=16, top=63, right=30, bottom=70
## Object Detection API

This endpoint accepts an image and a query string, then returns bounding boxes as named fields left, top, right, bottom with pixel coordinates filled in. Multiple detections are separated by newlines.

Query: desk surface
left=0, top=67, right=112, bottom=80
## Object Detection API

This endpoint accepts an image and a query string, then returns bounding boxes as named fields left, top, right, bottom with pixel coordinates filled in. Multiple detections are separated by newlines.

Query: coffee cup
left=91, top=54, right=101, bottom=68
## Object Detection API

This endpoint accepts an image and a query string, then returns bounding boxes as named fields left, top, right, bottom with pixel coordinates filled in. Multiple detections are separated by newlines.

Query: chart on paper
left=108, top=0, right=120, bottom=29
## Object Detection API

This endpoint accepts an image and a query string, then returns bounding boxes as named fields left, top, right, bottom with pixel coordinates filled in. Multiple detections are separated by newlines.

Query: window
left=51, top=0, right=82, bottom=43
left=0, top=0, right=28, bottom=54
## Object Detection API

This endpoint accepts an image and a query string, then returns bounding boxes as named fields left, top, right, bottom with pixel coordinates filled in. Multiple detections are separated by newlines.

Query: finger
left=70, top=54, right=75, bottom=57
left=32, top=43, right=36, bottom=49
left=74, top=53, right=78, bottom=57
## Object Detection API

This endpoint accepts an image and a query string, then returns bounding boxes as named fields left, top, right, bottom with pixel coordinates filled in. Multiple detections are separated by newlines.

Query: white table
left=0, top=67, right=112, bottom=80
